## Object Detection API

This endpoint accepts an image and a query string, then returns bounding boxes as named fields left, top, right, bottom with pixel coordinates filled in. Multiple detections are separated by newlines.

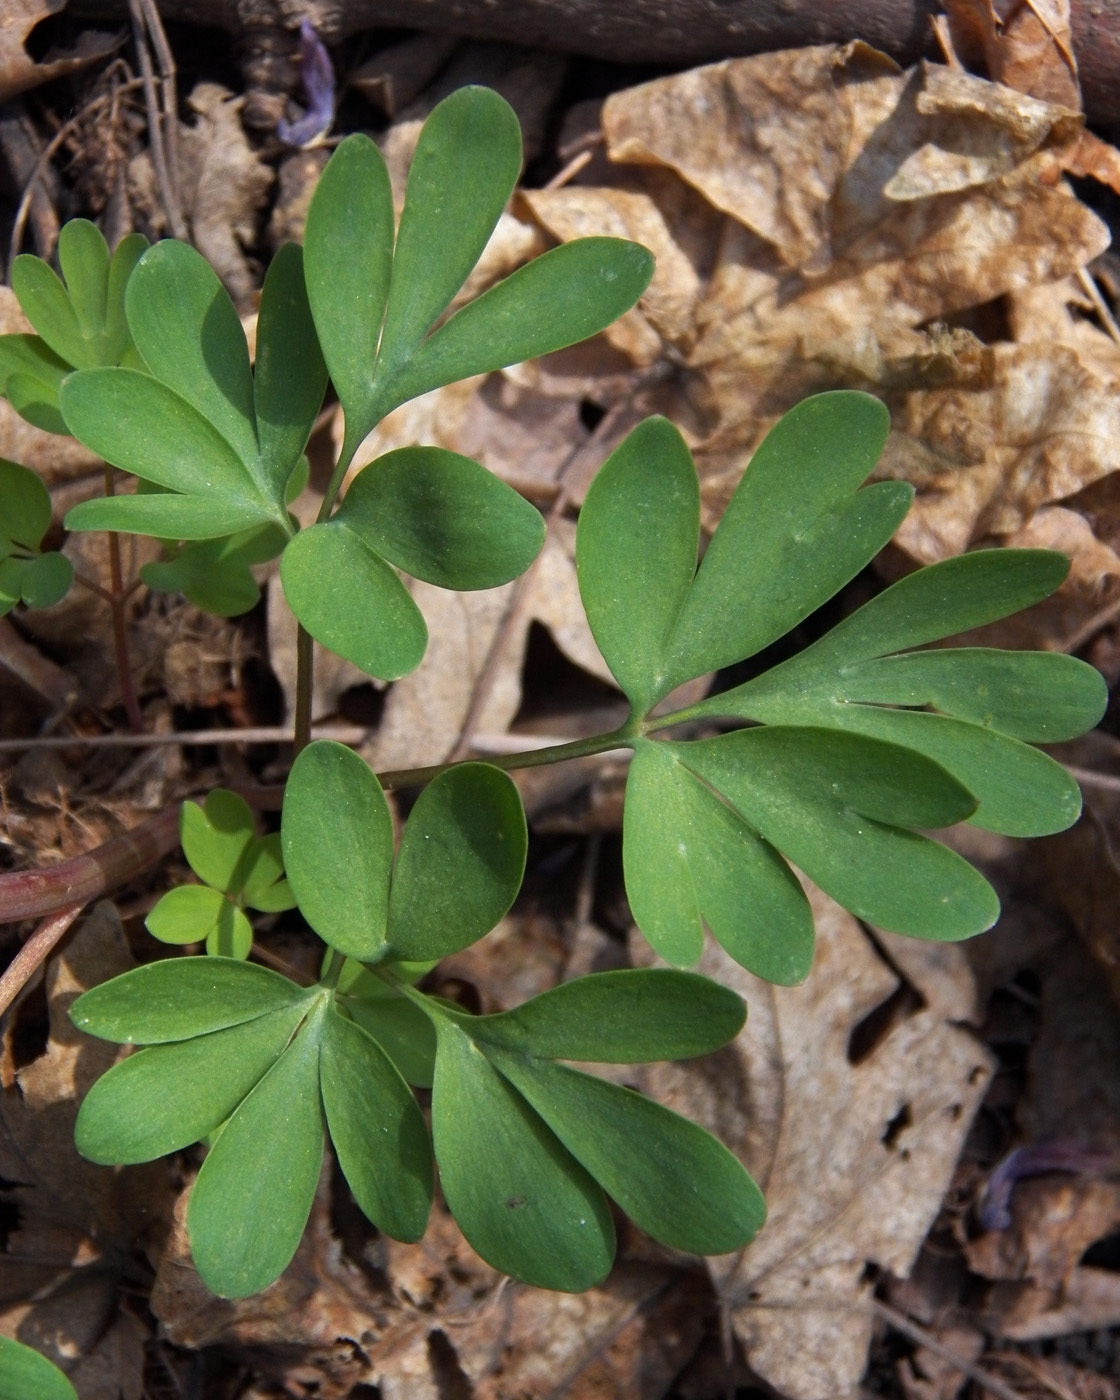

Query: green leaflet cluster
left=72, top=745, right=763, bottom=1297
left=575, top=397, right=1107, bottom=981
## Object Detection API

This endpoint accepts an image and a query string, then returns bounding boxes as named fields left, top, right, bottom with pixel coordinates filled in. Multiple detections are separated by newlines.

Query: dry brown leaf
left=946, top=0, right=1080, bottom=110
left=0, top=905, right=165, bottom=1395
left=966, top=1177, right=1120, bottom=1289
left=635, top=885, right=993, bottom=1400
left=0, top=0, right=119, bottom=104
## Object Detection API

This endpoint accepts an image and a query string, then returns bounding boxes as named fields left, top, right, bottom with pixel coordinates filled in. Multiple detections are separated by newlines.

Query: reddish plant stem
left=0, top=805, right=181, bottom=923
left=0, top=903, right=84, bottom=1018
left=103, top=466, right=145, bottom=734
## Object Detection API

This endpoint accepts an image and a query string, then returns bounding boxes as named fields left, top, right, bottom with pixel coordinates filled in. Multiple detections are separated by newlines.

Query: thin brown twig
left=103, top=466, right=145, bottom=733
left=137, top=0, right=182, bottom=220
left=870, top=1300, right=1029, bottom=1400
left=128, top=0, right=187, bottom=240
left=0, top=903, right=84, bottom=1018
left=0, top=724, right=372, bottom=753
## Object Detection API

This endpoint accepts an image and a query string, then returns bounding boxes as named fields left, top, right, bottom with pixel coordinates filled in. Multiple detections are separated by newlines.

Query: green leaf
left=140, top=522, right=287, bottom=617
left=835, top=649, right=1107, bottom=743
left=279, top=521, right=427, bottom=680
left=337, top=447, right=545, bottom=589
left=241, top=833, right=296, bottom=912
left=145, top=884, right=230, bottom=944
left=345, top=989, right=437, bottom=1088
left=386, top=238, right=655, bottom=410
left=205, top=905, right=253, bottom=959
left=18, top=552, right=71, bottom=609
left=188, top=1010, right=325, bottom=1298
left=471, top=968, right=746, bottom=1061
left=320, top=1004, right=432, bottom=1240
left=623, top=743, right=814, bottom=982
left=575, top=417, right=699, bottom=717
left=492, top=1052, right=765, bottom=1256
left=386, top=764, right=527, bottom=961
left=675, top=729, right=1000, bottom=940
left=70, top=956, right=308, bottom=1043
left=180, top=789, right=256, bottom=893
left=0, top=458, right=51, bottom=549
left=11, top=254, right=87, bottom=367
left=58, top=219, right=110, bottom=344
left=74, top=1003, right=308, bottom=1164
left=431, top=1019, right=615, bottom=1290
left=59, top=368, right=268, bottom=514
left=125, top=239, right=258, bottom=468
left=0, top=1336, right=77, bottom=1400
left=254, top=243, right=327, bottom=499
left=378, top=87, right=522, bottom=375
left=65, top=489, right=269, bottom=541
left=282, top=741, right=394, bottom=960
left=0, top=335, right=68, bottom=433
left=303, top=133, right=394, bottom=437
left=104, top=232, right=148, bottom=362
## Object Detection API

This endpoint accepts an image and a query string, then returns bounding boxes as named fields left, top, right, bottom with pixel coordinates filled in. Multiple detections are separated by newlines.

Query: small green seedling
left=0, top=1336, right=77, bottom=1400
left=0, top=84, right=1106, bottom=1301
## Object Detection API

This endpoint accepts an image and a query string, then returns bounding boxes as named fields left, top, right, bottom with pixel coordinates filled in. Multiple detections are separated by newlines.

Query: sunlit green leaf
left=320, top=1005, right=432, bottom=1240
left=241, top=833, right=296, bottom=912
left=378, top=87, right=521, bottom=375
left=145, top=884, right=229, bottom=945
left=337, top=447, right=545, bottom=589
left=280, top=521, right=427, bottom=680
left=11, top=253, right=87, bottom=367
left=104, top=232, right=148, bottom=363
left=180, top=789, right=255, bottom=893
left=491, top=1051, right=765, bottom=1255
left=623, top=742, right=814, bottom=982
left=58, top=219, right=110, bottom=345
left=432, top=1018, right=614, bottom=1290
left=188, top=1009, right=325, bottom=1298
left=471, top=968, right=746, bottom=1061
left=303, top=133, right=394, bottom=441
left=75, top=1003, right=307, bottom=1164
left=205, top=905, right=253, bottom=958
left=386, top=764, right=526, bottom=961
left=282, top=741, right=394, bottom=960
left=70, top=956, right=307, bottom=1043
left=0, top=335, right=68, bottom=433
left=65, top=489, right=268, bottom=541
left=0, top=1336, right=77, bottom=1400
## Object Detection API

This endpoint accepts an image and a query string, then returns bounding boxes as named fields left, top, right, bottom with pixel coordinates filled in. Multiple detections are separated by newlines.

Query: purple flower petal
left=979, top=1140, right=1116, bottom=1231
left=278, top=19, right=334, bottom=148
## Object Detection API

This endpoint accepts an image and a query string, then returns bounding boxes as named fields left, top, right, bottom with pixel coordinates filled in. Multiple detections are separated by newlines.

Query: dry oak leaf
left=945, top=0, right=1081, bottom=111
left=636, top=885, right=994, bottom=1400
left=0, top=0, right=118, bottom=104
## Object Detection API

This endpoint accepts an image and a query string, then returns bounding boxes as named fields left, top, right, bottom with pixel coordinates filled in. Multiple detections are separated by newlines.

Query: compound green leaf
left=320, top=1004, right=432, bottom=1240
left=145, top=884, right=230, bottom=945
left=677, top=729, right=1000, bottom=940
left=282, top=741, right=394, bottom=960
left=181, top=788, right=255, bottom=893
left=338, top=447, right=545, bottom=589
left=576, top=417, right=699, bottom=716
left=64, top=489, right=268, bottom=541
left=432, top=1019, right=615, bottom=1291
left=205, top=905, right=253, bottom=959
left=836, top=649, right=1107, bottom=744
left=59, top=368, right=264, bottom=505
left=303, top=133, right=394, bottom=438
left=140, top=522, right=288, bottom=617
left=491, top=1052, right=765, bottom=1256
left=378, top=87, right=522, bottom=374
left=70, top=956, right=308, bottom=1043
left=471, top=968, right=745, bottom=1062
left=0, top=335, right=68, bottom=433
left=18, top=552, right=71, bottom=609
left=125, top=239, right=258, bottom=469
left=623, top=742, right=814, bottom=982
left=279, top=521, right=427, bottom=680
left=188, top=1011, right=325, bottom=1298
left=386, top=764, right=526, bottom=961
left=254, top=243, right=327, bottom=498
left=74, top=1003, right=307, bottom=1164
left=104, top=232, right=148, bottom=362
left=0, top=1336, right=77, bottom=1400
left=345, top=991, right=437, bottom=1088
left=57, top=219, right=110, bottom=345
left=10, top=254, right=87, bottom=367
left=661, top=393, right=911, bottom=691
left=386, top=238, right=655, bottom=409
left=241, top=833, right=296, bottom=912
left=0, top=458, right=51, bottom=549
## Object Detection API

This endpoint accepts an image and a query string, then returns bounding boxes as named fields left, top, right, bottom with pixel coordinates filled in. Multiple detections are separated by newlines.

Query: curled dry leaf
left=945, top=0, right=1081, bottom=111
left=634, top=884, right=993, bottom=1400
left=0, top=0, right=119, bottom=105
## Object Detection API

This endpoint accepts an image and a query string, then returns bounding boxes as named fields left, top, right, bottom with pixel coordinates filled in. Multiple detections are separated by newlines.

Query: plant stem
left=317, top=428, right=362, bottom=523
left=293, top=623, right=314, bottom=755
left=0, top=902, right=84, bottom=1017
left=103, top=465, right=145, bottom=733
left=377, top=725, right=637, bottom=792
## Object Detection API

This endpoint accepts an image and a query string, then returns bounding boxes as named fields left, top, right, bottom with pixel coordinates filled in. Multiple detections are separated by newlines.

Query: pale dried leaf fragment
left=635, top=886, right=993, bottom=1400
left=0, top=0, right=118, bottom=105
left=946, top=0, right=1080, bottom=110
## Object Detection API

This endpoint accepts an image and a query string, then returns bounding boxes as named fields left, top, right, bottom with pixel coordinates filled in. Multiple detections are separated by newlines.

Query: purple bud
left=979, top=1140, right=1116, bottom=1231
left=278, top=19, right=335, bottom=148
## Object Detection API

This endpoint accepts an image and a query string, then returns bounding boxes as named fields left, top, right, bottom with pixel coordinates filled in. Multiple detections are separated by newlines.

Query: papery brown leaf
left=0, top=0, right=119, bottom=104
left=946, top=0, right=1081, bottom=110
left=634, top=886, right=993, bottom=1400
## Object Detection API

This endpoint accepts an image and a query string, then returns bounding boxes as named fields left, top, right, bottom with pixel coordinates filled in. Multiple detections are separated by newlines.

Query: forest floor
left=3, top=3, right=1120, bottom=1399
